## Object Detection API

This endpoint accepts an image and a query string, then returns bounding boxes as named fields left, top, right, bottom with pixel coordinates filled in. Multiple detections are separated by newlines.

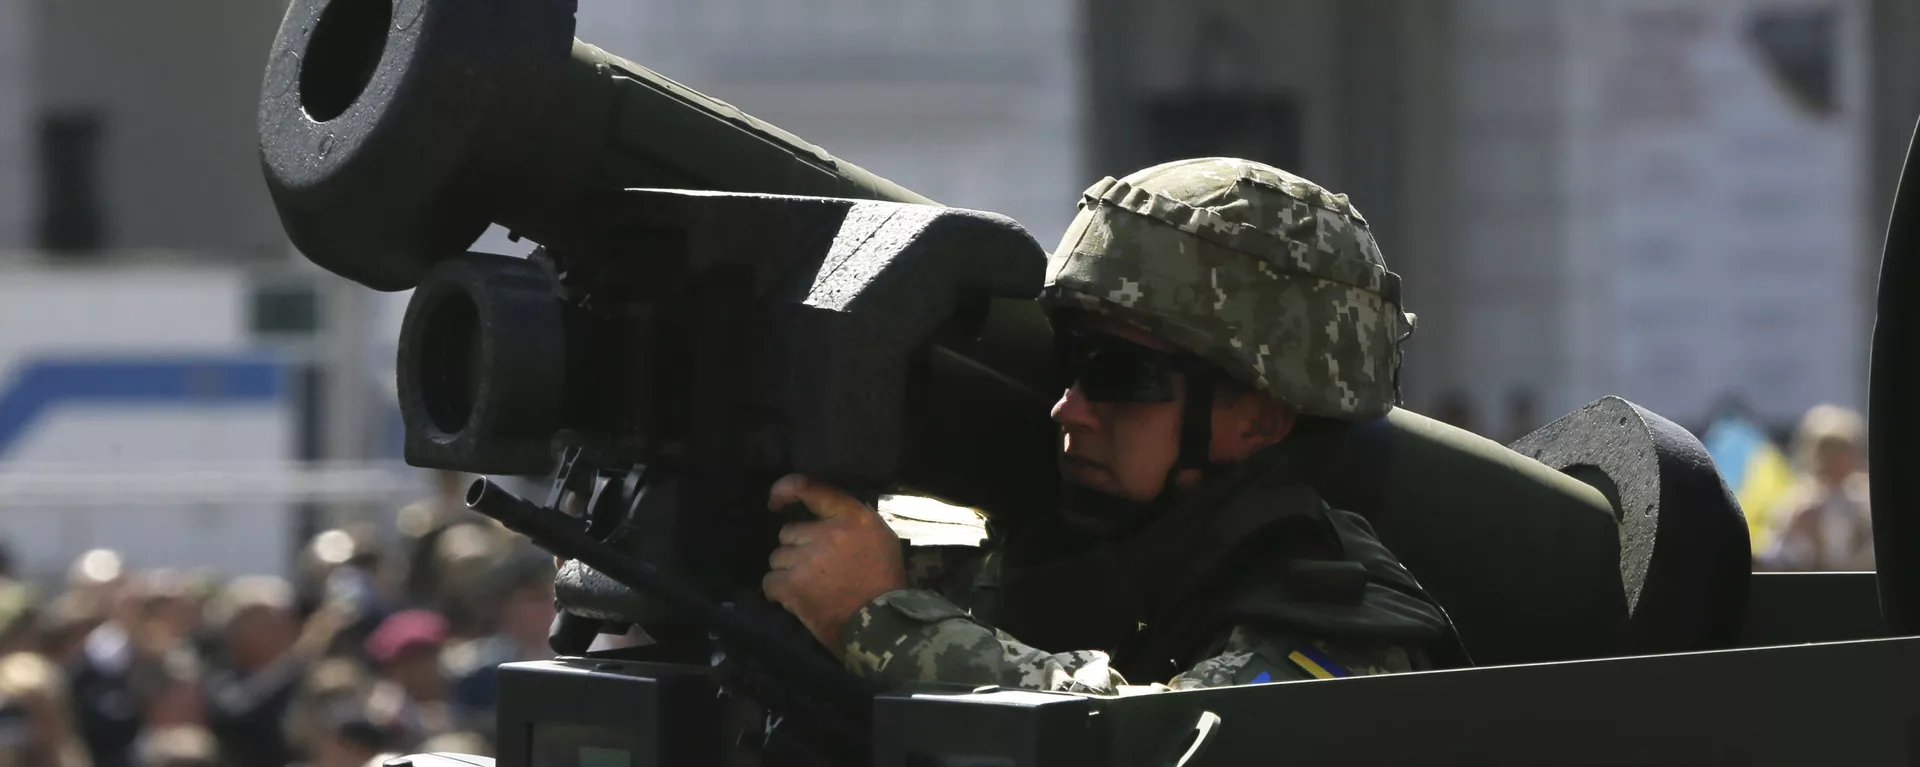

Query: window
left=250, top=281, right=323, bottom=337
left=36, top=110, right=107, bottom=252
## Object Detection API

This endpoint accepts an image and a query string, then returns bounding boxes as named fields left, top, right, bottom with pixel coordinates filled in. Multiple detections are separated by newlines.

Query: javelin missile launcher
left=256, top=0, right=1920, bottom=764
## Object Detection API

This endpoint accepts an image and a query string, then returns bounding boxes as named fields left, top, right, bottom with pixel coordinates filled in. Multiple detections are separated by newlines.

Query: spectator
left=68, top=556, right=146, bottom=767
left=0, top=583, right=39, bottom=658
left=0, top=506, right=554, bottom=764
left=364, top=609, right=456, bottom=744
left=1760, top=404, right=1873, bottom=571
left=283, top=659, right=373, bottom=762
left=0, top=651, right=91, bottom=767
left=299, top=528, right=397, bottom=661
left=65, top=550, right=126, bottom=602
left=134, top=725, right=219, bottom=767
left=0, top=699, right=34, bottom=767
left=423, top=525, right=507, bottom=638
left=36, top=592, right=106, bottom=669
left=446, top=549, right=556, bottom=738
left=134, top=646, right=205, bottom=730
left=130, top=573, right=208, bottom=731
left=306, top=691, right=407, bottom=767
left=418, top=731, right=491, bottom=757
left=135, top=571, right=201, bottom=655
left=397, top=472, right=490, bottom=612
left=203, top=575, right=345, bottom=767
left=321, top=686, right=409, bottom=767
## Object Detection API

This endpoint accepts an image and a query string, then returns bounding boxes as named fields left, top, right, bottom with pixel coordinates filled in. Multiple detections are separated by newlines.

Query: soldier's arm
left=1157, top=624, right=1424, bottom=691
left=839, top=595, right=1422, bottom=695
left=837, top=589, right=1130, bottom=693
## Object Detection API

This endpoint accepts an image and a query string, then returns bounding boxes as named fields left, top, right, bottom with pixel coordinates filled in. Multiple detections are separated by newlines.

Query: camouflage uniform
left=833, top=158, right=1456, bottom=694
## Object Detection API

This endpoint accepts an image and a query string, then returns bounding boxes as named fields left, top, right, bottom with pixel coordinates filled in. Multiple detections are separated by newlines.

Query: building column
left=0, top=0, right=32, bottom=249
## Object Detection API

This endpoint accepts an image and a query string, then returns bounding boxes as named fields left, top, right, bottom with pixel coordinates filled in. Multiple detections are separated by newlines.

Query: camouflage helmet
left=1039, top=157, right=1414, bottom=420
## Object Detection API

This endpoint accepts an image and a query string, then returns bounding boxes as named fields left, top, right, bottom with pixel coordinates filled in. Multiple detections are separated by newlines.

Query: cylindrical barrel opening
left=300, top=0, right=394, bottom=122
left=464, top=477, right=490, bottom=508
left=396, top=252, right=575, bottom=473
left=417, top=290, right=481, bottom=435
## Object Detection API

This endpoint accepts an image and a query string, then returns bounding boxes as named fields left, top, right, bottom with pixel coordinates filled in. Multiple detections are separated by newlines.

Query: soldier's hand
left=763, top=473, right=907, bottom=649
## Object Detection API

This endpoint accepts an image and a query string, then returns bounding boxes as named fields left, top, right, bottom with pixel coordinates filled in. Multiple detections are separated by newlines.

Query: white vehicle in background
left=0, top=255, right=426, bottom=584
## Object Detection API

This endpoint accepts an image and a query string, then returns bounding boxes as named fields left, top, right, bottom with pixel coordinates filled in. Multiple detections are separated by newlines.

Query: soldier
left=761, top=157, right=1461, bottom=693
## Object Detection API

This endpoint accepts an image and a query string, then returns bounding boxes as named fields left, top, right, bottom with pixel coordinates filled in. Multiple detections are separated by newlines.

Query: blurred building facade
left=1091, top=0, right=1907, bottom=436
left=0, top=0, right=30, bottom=248
left=28, top=0, right=293, bottom=257
left=0, top=0, right=1914, bottom=576
left=570, top=0, right=1910, bottom=434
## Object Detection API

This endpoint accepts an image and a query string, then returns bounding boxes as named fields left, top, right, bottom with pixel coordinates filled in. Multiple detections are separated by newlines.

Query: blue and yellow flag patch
left=1286, top=645, right=1351, bottom=680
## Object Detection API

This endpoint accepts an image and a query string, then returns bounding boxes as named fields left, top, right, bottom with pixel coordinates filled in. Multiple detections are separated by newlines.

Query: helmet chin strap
left=1166, top=370, right=1216, bottom=486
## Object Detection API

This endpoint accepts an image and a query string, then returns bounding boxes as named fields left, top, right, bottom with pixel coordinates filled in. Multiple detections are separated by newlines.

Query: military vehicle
left=255, top=0, right=1920, bottom=764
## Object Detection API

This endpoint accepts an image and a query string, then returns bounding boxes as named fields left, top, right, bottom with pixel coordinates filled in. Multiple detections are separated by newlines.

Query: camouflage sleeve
left=900, top=545, right=990, bottom=594
left=1161, top=624, right=1424, bottom=690
left=838, top=589, right=1128, bottom=694
left=837, top=590, right=1423, bottom=695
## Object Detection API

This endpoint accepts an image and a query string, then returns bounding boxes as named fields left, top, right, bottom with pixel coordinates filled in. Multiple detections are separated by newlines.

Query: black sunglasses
left=1053, top=329, right=1195, bottom=403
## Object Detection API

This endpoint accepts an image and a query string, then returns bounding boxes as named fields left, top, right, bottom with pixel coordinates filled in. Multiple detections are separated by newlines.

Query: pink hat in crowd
left=365, top=609, right=450, bottom=664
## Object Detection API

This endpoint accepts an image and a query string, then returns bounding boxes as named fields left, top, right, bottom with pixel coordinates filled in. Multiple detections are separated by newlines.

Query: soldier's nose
left=1052, top=385, right=1100, bottom=430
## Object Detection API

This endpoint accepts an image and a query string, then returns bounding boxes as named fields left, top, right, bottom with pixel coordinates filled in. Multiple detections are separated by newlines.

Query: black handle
left=464, top=478, right=880, bottom=720
left=547, top=611, right=603, bottom=656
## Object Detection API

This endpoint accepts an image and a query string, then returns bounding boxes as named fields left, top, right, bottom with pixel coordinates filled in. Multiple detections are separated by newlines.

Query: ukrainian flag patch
left=1286, top=645, right=1350, bottom=679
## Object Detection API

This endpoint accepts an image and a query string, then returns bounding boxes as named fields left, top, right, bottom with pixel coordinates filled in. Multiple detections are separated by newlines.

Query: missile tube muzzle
left=259, top=0, right=935, bottom=291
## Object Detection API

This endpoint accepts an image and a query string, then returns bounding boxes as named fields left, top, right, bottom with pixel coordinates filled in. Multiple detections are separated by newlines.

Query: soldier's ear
left=1240, top=396, right=1295, bottom=445
left=1209, top=374, right=1256, bottom=408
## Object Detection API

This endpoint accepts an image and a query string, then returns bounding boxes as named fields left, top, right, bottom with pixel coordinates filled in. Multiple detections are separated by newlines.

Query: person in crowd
left=446, top=547, right=556, bottom=737
left=397, top=471, right=501, bottom=618
left=417, top=731, right=491, bottom=758
left=306, top=693, right=406, bottom=767
left=67, top=554, right=146, bottom=767
left=0, top=583, right=39, bottom=659
left=299, top=527, right=399, bottom=661
left=134, top=571, right=201, bottom=658
left=129, top=572, right=208, bottom=732
left=422, top=525, right=507, bottom=639
left=202, top=575, right=352, bottom=767
left=1760, top=404, right=1874, bottom=571
left=283, top=659, right=369, bottom=762
left=133, top=725, right=219, bottom=767
left=364, top=609, right=457, bottom=744
left=36, top=591, right=106, bottom=669
left=65, top=551, right=127, bottom=603
left=0, top=651, right=91, bottom=767
left=133, top=645, right=204, bottom=731
left=0, top=507, right=560, bottom=763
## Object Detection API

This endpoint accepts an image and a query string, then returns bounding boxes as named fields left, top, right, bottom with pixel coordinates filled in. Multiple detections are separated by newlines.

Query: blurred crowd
left=1441, top=393, right=1876, bottom=572
left=1724, top=404, right=1876, bottom=572
left=0, top=395, right=1879, bottom=767
left=0, top=476, right=556, bottom=767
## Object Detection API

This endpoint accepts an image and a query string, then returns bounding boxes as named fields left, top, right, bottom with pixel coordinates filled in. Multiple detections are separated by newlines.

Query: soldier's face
left=1050, top=319, right=1189, bottom=503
